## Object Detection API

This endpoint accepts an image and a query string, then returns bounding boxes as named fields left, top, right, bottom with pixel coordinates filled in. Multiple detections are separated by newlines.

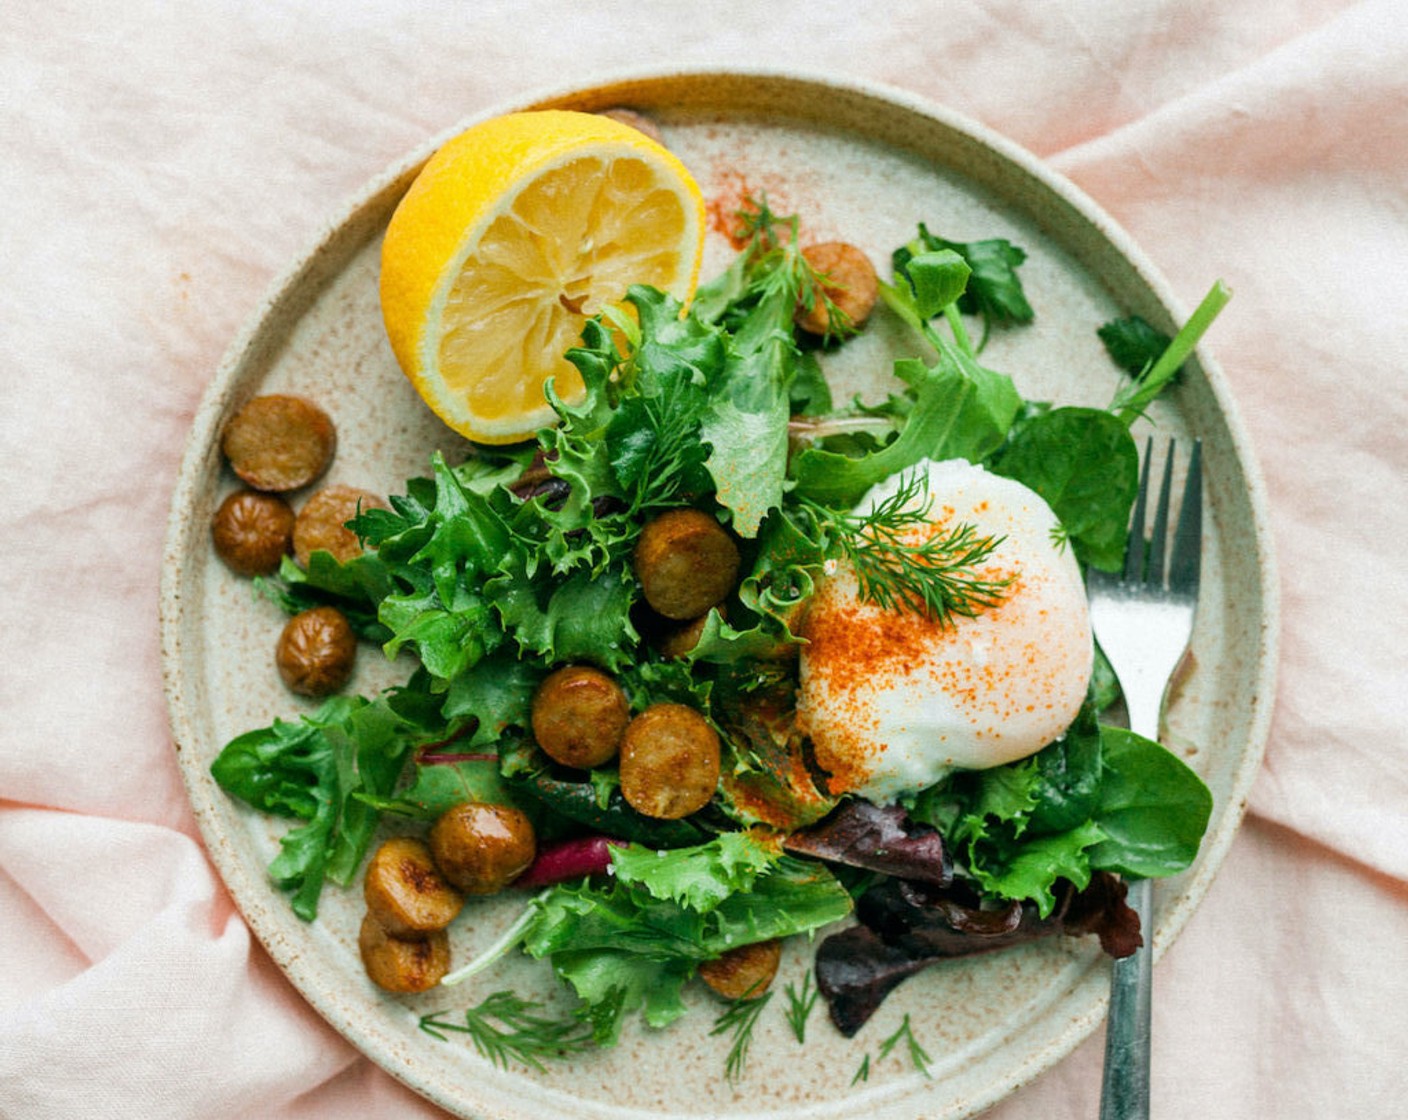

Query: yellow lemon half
left=379, top=110, right=706, bottom=444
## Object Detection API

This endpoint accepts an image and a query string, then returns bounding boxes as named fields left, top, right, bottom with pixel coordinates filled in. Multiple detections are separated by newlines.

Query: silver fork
left=1087, top=437, right=1202, bottom=1120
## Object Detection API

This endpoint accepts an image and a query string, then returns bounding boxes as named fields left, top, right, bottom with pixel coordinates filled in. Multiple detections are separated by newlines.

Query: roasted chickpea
left=211, top=489, right=295, bottom=576
left=531, top=665, right=630, bottom=769
left=364, top=836, right=463, bottom=937
left=618, top=703, right=721, bottom=820
left=293, top=484, right=387, bottom=568
left=358, top=913, right=450, bottom=993
left=634, top=509, right=740, bottom=621
left=698, top=939, right=783, bottom=1001
left=429, top=803, right=537, bottom=895
left=275, top=605, right=356, bottom=696
left=794, top=242, right=879, bottom=337
left=659, top=611, right=715, bottom=660
left=221, top=394, right=336, bottom=492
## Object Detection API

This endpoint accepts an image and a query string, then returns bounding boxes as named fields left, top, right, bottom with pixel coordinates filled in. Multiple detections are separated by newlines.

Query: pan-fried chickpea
left=211, top=489, right=295, bottom=576
left=429, top=803, right=537, bottom=896
left=659, top=610, right=715, bottom=660
left=293, top=484, right=387, bottom=568
left=531, top=665, right=630, bottom=769
left=364, top=836, right=463, bottom=937
left=794, top=242, right=879, bottom=337
left=275, top=605, right=356, bottom=696
left=221, top=394, right=336, bottom=492
left=358, top=913, right=450, bottom=993
left=698, top=938, right=783, bottom=1001
left=618, top=703, right=720, bottom=820
left=634, top=509, right=740, bottom=621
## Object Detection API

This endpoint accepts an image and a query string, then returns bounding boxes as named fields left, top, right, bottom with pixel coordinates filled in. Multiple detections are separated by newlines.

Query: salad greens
left=212, top=196, right=1223, bottom=1065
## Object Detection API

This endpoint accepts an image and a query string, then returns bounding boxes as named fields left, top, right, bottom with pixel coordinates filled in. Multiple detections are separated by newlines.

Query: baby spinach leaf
left=990, top=406, right=1138, bottom=571
left=1088, top=727, right=1214, bottom=879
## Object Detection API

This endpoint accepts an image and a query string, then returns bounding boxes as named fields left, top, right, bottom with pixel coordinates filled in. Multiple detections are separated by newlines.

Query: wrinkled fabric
left=2, top=2, right=1404, bottom=1117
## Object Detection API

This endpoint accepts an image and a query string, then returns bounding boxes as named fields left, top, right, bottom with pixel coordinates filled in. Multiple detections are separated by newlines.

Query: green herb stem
left=439, top=896, right=545, bottom=987
left=711, top=989, right=774, bottom=1085
left=1113, top=279, right=1232, bottom=423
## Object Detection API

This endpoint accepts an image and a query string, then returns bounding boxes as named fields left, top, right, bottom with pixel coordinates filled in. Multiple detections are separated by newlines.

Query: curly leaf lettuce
left=514, top=835, right=852, bottom=1043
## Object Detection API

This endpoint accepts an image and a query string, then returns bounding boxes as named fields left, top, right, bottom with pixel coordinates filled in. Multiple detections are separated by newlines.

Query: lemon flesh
left=380, top=111, right=705, bottom=444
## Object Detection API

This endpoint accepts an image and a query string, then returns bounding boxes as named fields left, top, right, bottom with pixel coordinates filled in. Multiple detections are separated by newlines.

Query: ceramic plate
left=160, top=69, right=1278, bottom=1120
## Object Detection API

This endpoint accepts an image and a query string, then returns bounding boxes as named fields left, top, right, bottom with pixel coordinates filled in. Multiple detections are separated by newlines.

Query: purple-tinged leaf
left=783, top=799, right=952, bottom=885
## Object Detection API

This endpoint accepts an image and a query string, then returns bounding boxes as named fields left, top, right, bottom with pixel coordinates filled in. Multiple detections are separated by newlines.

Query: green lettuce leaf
left=210, top=694, right=416, bottom=920
left=790, top=345, right=1020, bottom=507
left=609, top=831, right=778, bottom=913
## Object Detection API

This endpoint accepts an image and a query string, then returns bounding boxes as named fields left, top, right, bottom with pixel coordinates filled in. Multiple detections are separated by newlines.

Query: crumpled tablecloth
left=2, top=2, right=1404, bottom=1117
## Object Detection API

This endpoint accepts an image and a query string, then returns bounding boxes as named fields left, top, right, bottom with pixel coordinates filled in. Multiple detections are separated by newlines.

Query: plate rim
left=159, top=64, right=1280, bottom=1120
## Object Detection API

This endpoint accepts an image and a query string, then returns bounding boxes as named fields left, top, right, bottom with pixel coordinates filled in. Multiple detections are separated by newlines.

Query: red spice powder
left=705, top=167, right=793, bottom=249
left=800, top=557, right=1032, bottom=794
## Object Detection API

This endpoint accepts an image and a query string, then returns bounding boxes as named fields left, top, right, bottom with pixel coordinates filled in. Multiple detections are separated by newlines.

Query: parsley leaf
left=894, top=224, right=1034, bottom=342
left=1098, top=315, right=1175, bottom=376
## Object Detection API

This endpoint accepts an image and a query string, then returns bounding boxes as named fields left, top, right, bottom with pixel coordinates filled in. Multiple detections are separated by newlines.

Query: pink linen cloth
left=2, top=2, right=1404, bottom=1117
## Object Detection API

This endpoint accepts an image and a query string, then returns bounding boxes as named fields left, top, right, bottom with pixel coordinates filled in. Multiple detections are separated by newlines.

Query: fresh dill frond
left=782, top=972, right=819, bottom=1044
left=877, top=1014, right=933, bottom=1078
left=418, top=989, right=596, bottom=1072
left=802, top=471, right=1013, bottom=625
left=710, top=988, right=774, bottom=1085
left=849, top=1014, right=932, bottom=1086
left=732, top=195, right=855, bottom=342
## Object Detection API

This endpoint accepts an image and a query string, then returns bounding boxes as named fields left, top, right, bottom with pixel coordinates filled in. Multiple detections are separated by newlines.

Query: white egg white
left=797, top=458, right=1092, bottom=802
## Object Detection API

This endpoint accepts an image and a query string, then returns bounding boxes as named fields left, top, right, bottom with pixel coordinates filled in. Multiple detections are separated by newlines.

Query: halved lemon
left=379, top=110, right=706, bottom=444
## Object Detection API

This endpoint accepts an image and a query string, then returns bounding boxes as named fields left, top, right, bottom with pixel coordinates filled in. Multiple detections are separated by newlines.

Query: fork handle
left=1099, top=875, right=1153, bottom=1119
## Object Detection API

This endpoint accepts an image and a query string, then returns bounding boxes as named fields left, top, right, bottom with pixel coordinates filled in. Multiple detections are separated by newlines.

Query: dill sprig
left=418, top=989, right=596, bottom=1072
left=851, top=1013, right=933, bottom=1084
left=710, top=988, right=774, bottom=1085
left=782, top=972, right=818, bottom=1043
left=877, top=1013, right=932, bottom=1078
left=732, top=196, right=855, bottom=341
left=802, top=471, right=1013, bottom=625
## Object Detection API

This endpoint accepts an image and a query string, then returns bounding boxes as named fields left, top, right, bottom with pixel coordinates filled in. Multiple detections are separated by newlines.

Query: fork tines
left=1127, top=437, right=1202, bottom=594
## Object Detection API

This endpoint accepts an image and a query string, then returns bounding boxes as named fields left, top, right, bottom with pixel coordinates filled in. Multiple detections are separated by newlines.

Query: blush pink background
left=2, top=2, right=1405, bottom=1116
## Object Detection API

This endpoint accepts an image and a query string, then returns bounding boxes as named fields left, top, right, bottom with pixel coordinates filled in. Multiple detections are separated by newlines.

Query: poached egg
left=797, top=458, right=1092, bottom=802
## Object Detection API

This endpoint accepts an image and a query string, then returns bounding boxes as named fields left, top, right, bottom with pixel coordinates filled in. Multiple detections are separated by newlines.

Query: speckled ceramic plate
left=161, top=70, right=1278, bottom=1120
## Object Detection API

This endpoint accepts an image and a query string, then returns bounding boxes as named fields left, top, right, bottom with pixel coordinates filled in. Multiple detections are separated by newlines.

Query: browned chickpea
left=211, top=489, right=295, bottom=576
left=293, top=484, right=388, bottom=568
left=364, top=836, right=463, bottom=938
left=358, top=913, right=450, bottom=993
left=794, top=242, right=879, bottom=337
left=429, top=803, right=537, bottom=895
left=221, top=394, right=336, bottom=492
left=634, top=509, right=740, bottom=621
left=618, top=703, right=721, bottom=820
left=275, top=606, right=356, bottom=696
left=659, top=611, right=714, bottom=660
left=698, top=939, right=783, bottom=1001
left=531, top=665, right=630, bottom=769
left=597, top=107, right=666, bottom=147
